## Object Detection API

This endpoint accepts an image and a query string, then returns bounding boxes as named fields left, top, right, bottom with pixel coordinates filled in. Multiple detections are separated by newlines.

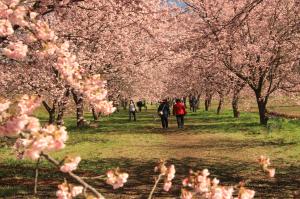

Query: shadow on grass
left=0, top=157, right=299, bottom=198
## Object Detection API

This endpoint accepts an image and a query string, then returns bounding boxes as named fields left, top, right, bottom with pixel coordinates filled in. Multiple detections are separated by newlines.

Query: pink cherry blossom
left=258, top=155, right=271, bottom=168
left=56, top=182, right=83, bottom=199
left=18, top=95, right=42, bottom=115
left=166, top=164, right=176, bottom=181
left=202, top=169, right=210, bottom=177
left=60, top=156, right=81, bottom=173
left=32, top=21, right=56, bottom=41
left=70, top=186, right=83, bottom=197
left=182, top=178, right=190, bottom=187
left=9, top=6, right=28, bottom=26
left=2, top=41, right=28, bottom=61
left=0, top=2, right=13, bottom=18
left=267, top=168, right=276, bottom=178
left=212, top=178, right=220, bottom=186
left=23, top=148, right=40, bottom=160
left=0, top=19, right=14, bottom=36
left=238, top=188, right=255, bottom=199
left=211, top=187, right=224, bottom=199
left=154, top=160, right=176, bottom=192
left=5, top=0, right=21, bottom=8
left=258, top=155, right=276, bottom=178
left=181, top=189, right=193, bottom=199
left=3, top=115, right=31, bottom=136
left=29, top=12, right=38, bottom=20
left=163, top=181, right=172, bottom=192
left=12, top=124, right=68, bottom=160
left=0, top=101, right=10, bottom=112
left=106, top=169, right=129, bottom=189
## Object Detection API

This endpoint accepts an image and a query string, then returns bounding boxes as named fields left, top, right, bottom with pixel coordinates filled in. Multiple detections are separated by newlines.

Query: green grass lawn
left=0, top=106, right=300, bottom=198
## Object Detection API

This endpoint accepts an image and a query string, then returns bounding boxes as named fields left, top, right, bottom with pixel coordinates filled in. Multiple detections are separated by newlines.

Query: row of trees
left=1, top=0, right=299, bottom=125
left=165, top=0, right=300, bottom=125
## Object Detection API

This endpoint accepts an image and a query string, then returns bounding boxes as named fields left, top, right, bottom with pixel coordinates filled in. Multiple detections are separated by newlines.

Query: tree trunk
left=183, top=96, right=187, bottom=108
left=232, top=81, right=245, bottom=118
left=121, top=99, right=128, bottom=110
left=196, top=94, right=201, bottom=109
left=255, top=94, right=268, bottom=125
left=56, top=103, right=65, bottom=126
left=205, top=100, right=209, bottom=111
left=204, top=95, right=212, bottom=111
left=56, top=89, right=70, bottom=126
left=217, top=94, right=224, bottom=115
left=42, top=100, right=56, bottom=124
left=232, top=92, right=240, bottom=118
left=72, top=90, right=85, bottom=127
left=91, top=107, right=101, bottom=121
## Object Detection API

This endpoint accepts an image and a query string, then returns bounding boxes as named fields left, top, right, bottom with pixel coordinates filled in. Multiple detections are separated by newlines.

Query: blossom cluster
left=181, top=169, right=255, bottom=199
left=0, top=96, right=68, bottom=160
left=154, top=160, right=176, bottom=191
left=0, top=95, right=41, bottom=137
left=60, top=156, right=81, bottom=173
left=14, top=124, right=68, bottom=160
left=1, top=0, right=115, bottom=116
left=106, top=168, right=129, bottom=189
left=258, top=155, right=276, bottom=178
left=56, top=181, right=83, bottom=199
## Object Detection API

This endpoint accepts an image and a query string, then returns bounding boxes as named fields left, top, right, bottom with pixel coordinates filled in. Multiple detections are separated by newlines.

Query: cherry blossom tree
left=180, top=0, right=300, bottom=124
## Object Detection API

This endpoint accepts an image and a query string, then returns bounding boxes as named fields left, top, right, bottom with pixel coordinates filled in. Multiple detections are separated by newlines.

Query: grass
left=0, top=105, right=300, bottom=198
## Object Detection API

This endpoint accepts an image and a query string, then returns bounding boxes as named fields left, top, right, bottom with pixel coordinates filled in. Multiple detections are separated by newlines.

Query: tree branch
left=41, top=153, right=105, bottom=199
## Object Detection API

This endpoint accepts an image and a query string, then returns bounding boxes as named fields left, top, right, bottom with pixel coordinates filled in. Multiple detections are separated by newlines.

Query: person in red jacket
left=173, top=99, right=187, bottom=128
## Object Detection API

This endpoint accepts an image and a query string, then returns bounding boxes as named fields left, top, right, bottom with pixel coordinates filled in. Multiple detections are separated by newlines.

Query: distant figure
left=157, top=99, right=170, bottom=128
left=137, top=100, right=143, bottom=112
left=173, top=99, right=187, bottom=128
left=129, top=100, right=136, bottom=121
left=143, top=100, right=148, bottom=111
left=137, top=100, right=147, bottom=112
left=190, top=96, right=197, bottom=112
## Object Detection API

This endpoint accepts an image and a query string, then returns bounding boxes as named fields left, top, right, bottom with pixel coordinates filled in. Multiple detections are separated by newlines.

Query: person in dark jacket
left=137, top=100, right=143, bottom=112
left=157, top=99, right=170, bottom=128
left=173, top=99, right=187, bottom=128
left=190, top=96, right=197, bottom=112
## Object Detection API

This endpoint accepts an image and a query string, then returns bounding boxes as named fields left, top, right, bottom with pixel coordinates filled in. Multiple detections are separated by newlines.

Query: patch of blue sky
left=167, top=0, right=188, bottom=8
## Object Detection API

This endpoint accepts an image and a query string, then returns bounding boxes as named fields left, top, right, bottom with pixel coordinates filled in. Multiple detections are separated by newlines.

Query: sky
left=167, top=0, right=187, bottom=7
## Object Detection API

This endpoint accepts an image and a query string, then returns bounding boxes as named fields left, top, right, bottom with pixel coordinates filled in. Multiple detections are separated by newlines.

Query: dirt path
left=100, top=130, right=300, bottom=199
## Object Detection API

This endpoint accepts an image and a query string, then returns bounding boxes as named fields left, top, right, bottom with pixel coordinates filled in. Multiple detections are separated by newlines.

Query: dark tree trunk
left=188, top=95, right=192, bottom=111
left=56, top=89, right=70, bottom=126
left=183, top=96, right=187, bottom=108
left=121, top=99, right=128, bottom=110
left=232, top=92, right=240, bottom=118
left=196, top=94, right=201, bottom=109
left=217, top=94, right=224, bottom=115
left=231, top=81, right=245, bottom=118
left=204, top=95, right=212, bottom=111
left=56, top=103, right=65, bottom=126
left=91, top=107, right=101, bottom=121
left=205, top=100, right=209, bottom=111
left=72, top=90, right=85, bottom=127
left=255, top=93, right=268, bottom=125
left=42, top=100, right=56, bottom=124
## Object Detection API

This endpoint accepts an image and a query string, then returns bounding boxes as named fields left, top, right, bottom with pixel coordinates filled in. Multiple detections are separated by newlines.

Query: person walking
left=190, top=96, right=197, bottom=112
left=157, top=99, right=170, bottom=128
left=173, top=99, right=187, bottom=128
left=129, top=100, right=136, bottom=121
left=137, top=100, right=143, bottom=112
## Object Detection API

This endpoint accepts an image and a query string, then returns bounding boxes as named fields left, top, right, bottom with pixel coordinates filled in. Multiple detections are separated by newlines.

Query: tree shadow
left=1, top=157, right=299, bottom=198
